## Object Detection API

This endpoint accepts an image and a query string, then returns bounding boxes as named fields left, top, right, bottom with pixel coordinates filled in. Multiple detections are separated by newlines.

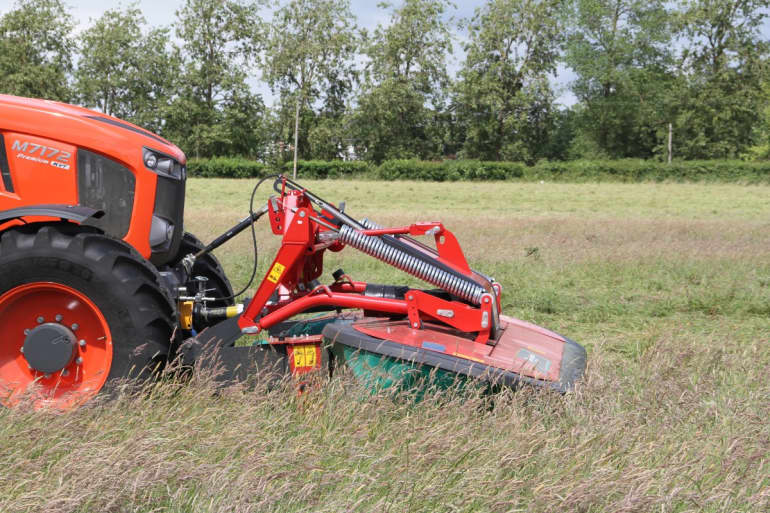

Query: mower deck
left=323, top=316, right=586, bottom=393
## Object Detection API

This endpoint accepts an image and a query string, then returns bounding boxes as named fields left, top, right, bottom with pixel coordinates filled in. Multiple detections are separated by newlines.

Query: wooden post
left=293, top=97, right=300, bottom=180
left=668, top=123, right=673, bottom=164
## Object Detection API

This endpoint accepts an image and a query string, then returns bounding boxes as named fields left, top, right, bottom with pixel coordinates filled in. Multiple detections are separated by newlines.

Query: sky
left=19, top=0, right=770, bottom=109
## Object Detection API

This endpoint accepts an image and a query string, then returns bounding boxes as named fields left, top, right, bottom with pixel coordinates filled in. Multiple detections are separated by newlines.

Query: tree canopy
left=1, top=0, right=769, bottom=163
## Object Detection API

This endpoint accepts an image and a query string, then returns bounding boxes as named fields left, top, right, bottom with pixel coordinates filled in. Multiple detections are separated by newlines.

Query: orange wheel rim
left=0, top=282, right=112, bottom=410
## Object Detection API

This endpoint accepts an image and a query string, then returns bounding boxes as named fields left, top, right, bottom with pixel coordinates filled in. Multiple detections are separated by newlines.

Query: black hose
left=208, top=174, right=281, bottom=301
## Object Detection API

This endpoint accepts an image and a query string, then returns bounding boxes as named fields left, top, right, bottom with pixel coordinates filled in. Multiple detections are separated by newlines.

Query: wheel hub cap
left=23, top=323, right=76, bottom=373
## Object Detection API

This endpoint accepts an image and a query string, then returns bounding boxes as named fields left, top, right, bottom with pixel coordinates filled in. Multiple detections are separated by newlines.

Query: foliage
left=671, top=0, right=770, bottom=159
left=351, top=0, right=454, bottom=163
left=283, top=159, right=373, bottom=178
left=1, top=0, right=770, bottom=164
left=454, top=0, right=564, bottom=163
left=187, top=157, right=373, bottom=178
left=564, top=0, right=674, bottom=159
left=74, top=5, right=179, bottom=133
left=262, top=0, right=359, bottom=175
left=187, top=157, right=770, bottom=183
left=164, top=0, right=267, bottom=159
left=0, top=0, right=75, bottom=102
left=378, top=158, right=770, bottom=182
left=187, top=157, right=269, bottom=178
left=377, top=159, right=526, bottom=180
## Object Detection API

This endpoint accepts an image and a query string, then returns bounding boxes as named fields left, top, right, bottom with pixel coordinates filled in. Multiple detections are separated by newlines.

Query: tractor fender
left=0, top=204, right=103, bottom=225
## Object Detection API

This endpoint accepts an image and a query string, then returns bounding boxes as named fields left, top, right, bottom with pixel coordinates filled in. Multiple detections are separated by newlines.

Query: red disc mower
left=0, top=94, right=585, bottom=409
left=180, top=176, right=587, bottom=395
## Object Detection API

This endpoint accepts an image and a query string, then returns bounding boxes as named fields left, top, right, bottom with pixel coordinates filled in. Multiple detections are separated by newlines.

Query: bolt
left=75, top=357, right=83, bottom=365
left=24, top=329, right=30, bottom=335
left=484, top=297, right=490, bottom=303
left=36, top=316, right=44, bottom=324
left=413, top=322, right=419, bottom=328
left=79, top=339, right=86, bottom=347
left=55, top=314, right=63, bottom=322
left=61, top=369, right=69, bottom=377
left=298, top=210, right=306, bottom=218
left=408, top=295, right=414, bottom=301
left=71, top=323, right=79, bottom=331
left=20, top=346, right=24, bottom=353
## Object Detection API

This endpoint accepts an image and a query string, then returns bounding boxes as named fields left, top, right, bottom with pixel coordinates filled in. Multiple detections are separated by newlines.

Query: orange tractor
left=0, top=94, right=586, bottom=409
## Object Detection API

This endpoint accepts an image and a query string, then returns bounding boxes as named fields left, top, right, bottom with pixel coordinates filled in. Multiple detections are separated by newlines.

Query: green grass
left=1, top=179, right=768, bottom=512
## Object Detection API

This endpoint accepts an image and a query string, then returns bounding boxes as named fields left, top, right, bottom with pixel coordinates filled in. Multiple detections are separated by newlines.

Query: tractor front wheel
left=0, top=224, right=175, bottom=409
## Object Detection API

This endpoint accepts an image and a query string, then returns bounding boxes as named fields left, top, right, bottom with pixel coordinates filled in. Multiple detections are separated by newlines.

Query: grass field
left=1, top=179, right=768, bottom=512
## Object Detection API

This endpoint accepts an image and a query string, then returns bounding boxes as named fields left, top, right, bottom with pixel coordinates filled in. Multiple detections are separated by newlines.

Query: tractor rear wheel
left=0, top=224, right=175, bottom=409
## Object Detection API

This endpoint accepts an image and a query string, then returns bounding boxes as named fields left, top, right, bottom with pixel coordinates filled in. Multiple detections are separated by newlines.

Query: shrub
left=376, top=160, right=525, bottom=181
left=186, top=157, right=770, bottom=183
left=282, top=160, right=374, bottom=179
left=187, top=157, right=267, bottom=178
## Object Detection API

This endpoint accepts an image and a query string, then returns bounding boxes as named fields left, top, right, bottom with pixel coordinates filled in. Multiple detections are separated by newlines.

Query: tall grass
left=1, top=179, right=768, bottom=512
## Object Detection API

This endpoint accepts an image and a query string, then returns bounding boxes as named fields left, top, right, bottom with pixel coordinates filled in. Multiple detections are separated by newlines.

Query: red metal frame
left=237, top=178, right=498, bottom=369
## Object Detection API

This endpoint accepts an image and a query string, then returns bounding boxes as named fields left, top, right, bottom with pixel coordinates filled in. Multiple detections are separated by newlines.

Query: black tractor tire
left=0, top=224, right=176, bottom=392
left=169, top=232, right=235, bottom=308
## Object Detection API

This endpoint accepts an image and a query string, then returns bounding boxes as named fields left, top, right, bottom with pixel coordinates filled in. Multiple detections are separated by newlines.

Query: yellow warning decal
left=267, top=262, right=286, bottom=284
left=454, top=352, right=484, bottom=363
left=294, top=344, right=317, bottom=368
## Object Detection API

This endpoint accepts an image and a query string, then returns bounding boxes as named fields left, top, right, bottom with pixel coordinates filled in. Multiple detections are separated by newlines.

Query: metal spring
left=339, top=219, right=485, bottom=305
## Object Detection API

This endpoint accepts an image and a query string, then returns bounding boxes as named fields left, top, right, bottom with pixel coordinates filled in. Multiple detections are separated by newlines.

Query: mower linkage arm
left=180, top=204, right=269, bottom=274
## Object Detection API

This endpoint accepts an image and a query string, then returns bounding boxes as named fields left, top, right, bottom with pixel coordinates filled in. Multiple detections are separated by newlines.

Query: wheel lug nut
left=75, top=357, right=83, bottom=365
left=71, top=323, right=79, bottom=331
left=36, top=316, right=44, bottom=324
left=79, top=339, right=86, bottom=347
left=55, top=314, right=63, bottom=322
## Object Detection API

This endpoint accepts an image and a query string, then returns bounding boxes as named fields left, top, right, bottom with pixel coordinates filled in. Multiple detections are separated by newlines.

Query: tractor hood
left=0, top=94, right=185, bottom=164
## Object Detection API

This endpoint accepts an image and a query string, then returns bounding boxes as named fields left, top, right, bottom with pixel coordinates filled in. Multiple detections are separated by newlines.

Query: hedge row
left=186, top=157, right=770, bottom=183
left=185, top=158, right=371, bottom=179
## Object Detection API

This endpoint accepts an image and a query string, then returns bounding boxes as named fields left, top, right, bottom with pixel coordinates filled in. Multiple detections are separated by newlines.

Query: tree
left=680, top=0, right=769, bottom=75
left=166, top=0, right=266, bottom=158
left=351, top=0, right=454, bottom=163
left=746, top=74, right=770, bottom=159
left=672, top=0, right=770, bottom=158
left=307, top=67, right=358, bottom=160
left=564, top=0, right=674, bottom=158
left=454, top=0, right=564, bottom=162
left=263, top=0, right=358, bottom=177
left=0, top=0, right=75, bottom=101
left=75, top=5, right=180, bottom=133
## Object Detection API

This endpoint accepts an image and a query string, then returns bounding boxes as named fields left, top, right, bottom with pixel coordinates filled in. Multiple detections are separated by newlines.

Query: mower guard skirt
left=322, top=320, right=586, bottom=394
left=179, top=317, right=288, bottom=384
